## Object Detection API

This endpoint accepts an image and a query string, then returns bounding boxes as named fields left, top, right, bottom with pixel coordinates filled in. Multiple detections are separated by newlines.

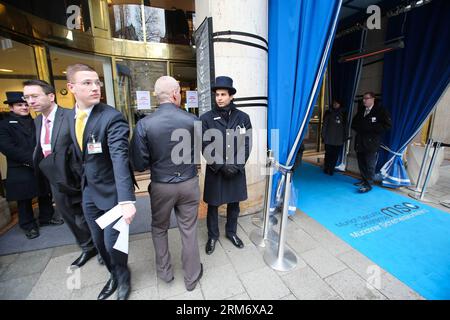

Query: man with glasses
left=0, top=92, right=59, bottom=239
left=351, top=92, right=391, bottom=193
left=23, top=79, right=97, bottom=267
left=66, top=63, right=137, bottom=300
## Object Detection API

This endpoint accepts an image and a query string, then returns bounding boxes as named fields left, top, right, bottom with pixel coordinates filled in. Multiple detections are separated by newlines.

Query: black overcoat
left=0, top=113, right=39, bottom=200
left=200, top=104, right=252, bottom=206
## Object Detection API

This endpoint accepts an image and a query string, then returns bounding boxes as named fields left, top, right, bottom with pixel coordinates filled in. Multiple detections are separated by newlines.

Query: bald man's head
left=154, top=76, right=181, bottom=106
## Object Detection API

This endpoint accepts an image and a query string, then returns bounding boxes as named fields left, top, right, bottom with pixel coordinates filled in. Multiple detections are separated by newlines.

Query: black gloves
left=221, top=164, right=240, bottom=178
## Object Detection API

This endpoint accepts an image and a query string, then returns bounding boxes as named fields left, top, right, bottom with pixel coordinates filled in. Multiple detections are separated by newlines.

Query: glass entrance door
left=48, top=47, right=115, bottom=109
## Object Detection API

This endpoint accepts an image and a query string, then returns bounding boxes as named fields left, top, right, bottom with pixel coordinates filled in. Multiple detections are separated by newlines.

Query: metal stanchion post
left=409, top=141, right=441, bottom=203
left=252, top=150, right=273, bottom=229
left=263, top=170, right=298, bottom=271
left=407, top=138, right=433, bottom=193
left=250, top=151, right=277, bottom=247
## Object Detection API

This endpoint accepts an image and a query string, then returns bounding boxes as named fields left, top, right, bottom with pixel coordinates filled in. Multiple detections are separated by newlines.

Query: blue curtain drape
left=329, top=29, right=367, bottom=169
left=378, top=0, right=450, bottom=188
left=268, top=0, right=342, bottom=213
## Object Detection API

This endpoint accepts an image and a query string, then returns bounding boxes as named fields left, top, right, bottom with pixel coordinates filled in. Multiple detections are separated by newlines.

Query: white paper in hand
left=113, top=217, right=129, bottom=254
left=95, top=205, right=130, bottom=254
left=95, top=205, right=123, bottom=229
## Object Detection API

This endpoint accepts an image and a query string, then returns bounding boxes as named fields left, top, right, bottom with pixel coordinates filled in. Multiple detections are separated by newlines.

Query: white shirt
left=74, top=103, right=95, bottom=123
left=40, top=104, right=58, bottom=154
left=364, top=104, right=374, bottom=117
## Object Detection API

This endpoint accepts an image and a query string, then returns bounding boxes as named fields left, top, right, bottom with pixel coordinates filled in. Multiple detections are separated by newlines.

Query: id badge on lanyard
left=87, top=134, right=102, bottom=154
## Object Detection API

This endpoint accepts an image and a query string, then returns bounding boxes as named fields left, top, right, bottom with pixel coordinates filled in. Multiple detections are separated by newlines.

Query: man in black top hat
left=201, top=76, right=252, bottom=255
left=0, top=92, right=62, bottom=239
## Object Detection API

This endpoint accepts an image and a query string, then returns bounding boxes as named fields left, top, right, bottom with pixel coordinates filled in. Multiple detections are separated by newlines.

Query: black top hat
left=3, top=92, right=25, bottom=105
left=211, top=76, right=236, bottom=95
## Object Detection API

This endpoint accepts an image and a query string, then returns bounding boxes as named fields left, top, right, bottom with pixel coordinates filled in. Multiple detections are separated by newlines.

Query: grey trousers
left=149, top=176, right=202, bottom=289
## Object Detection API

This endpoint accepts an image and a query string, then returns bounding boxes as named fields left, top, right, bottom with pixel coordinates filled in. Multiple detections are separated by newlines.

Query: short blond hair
left=66, top=63, right=96, bottom=82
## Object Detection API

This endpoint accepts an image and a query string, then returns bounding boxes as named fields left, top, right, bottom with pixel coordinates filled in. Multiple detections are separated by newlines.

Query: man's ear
left=67, top=82, right=75, bottom=94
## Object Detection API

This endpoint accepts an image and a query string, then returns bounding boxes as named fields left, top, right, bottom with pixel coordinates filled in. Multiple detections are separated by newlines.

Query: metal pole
left=410, top=142, right=441, bottom=203
left=250, top=151, right=278, bottom=247
left=264, top=171, right=298, bottom=271
left=407, top=138, right=433, bottom=192
left=252, top=150, right=273, bottom=229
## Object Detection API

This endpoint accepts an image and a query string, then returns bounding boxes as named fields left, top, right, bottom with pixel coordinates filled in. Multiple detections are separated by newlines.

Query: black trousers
left=51, top=185, right=94, bottom=253
left=356, top=151, right=378, bottom=186
left=324, top=144, right=343, bottom=172
left=82, top=185, right=129, bottom=286
left=17, top=194, right=54, bottom=231
left=207, top=202, right=240, bottom=240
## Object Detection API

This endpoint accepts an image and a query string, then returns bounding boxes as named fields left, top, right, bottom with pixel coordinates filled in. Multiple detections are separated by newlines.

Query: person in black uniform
left=0, top=92, right=62, bottom=239
left=351, top=92, right=391, bottom=193
left=322, top=99, right=348, bottom=175
left=201, top=76, right=252, bottom=255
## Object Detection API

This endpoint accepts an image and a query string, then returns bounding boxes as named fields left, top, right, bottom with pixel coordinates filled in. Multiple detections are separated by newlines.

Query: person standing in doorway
left=66, top=63, right=136, bottom=300
left=322, top=99, right=348, bottom=175
left=201, top=76, right=252, bottom=255
left=351, top=92, right=391, bottom=193
left=130, top=76, right=203, bottom=292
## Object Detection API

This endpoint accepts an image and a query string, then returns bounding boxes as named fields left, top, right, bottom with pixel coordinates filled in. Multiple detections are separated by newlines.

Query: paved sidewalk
left=0, top=211, right=424, bottom=300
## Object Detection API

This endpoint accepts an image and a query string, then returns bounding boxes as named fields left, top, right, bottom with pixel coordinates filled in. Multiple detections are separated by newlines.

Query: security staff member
left=66, top=63, right=136, bottom=300
left=0, top=92, right=61, bottom=239
left=351, top=92, right=391, bottom=193
left=201, top=76, right=252, bottom=255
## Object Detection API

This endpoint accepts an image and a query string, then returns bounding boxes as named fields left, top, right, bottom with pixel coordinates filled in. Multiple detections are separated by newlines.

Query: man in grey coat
left=130, top=76, right=203, bottom=292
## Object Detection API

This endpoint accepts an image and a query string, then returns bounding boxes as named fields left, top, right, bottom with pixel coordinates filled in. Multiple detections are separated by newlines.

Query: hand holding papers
left=95, top=204, right=134, bottom=254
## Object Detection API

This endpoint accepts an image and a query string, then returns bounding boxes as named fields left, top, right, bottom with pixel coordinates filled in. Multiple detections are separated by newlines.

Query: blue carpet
left=0, top=195, right=178, bottom=256
left=293, top=163, right=450, bottom=300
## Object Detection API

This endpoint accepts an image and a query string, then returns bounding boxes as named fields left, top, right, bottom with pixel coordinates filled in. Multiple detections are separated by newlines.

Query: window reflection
left=110, top=3, right=144, bottom=41
left=108, top=0, right=194, bottom=45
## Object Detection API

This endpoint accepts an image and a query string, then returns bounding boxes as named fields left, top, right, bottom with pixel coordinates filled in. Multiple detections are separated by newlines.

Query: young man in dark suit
left=0, top=92, right=61, bottom=239
left=24, top=80, right=96, bottom=268
left=66, top=63, right=136, bottom=300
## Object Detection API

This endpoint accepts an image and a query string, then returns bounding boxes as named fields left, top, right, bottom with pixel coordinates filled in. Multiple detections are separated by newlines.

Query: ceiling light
left=0, top=68, right=13, bottom=73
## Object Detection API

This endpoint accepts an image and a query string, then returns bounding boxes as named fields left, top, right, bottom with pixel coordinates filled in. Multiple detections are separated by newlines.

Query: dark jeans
left=207, top=202, right=240, bottom=240
left=356, top=151, right=378, bottom=186
left=324, top=144, right=343, bottom=173
left=82, top=186, right=129, bottom=286
left=18, top=195, right=54, bottom=231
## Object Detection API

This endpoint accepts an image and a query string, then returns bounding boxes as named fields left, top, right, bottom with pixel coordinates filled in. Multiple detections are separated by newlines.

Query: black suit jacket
left=33, top=106, right=80, bottom=197
left=69, top=103, right=136, bottom=210
left=351, top=103, right=392, bottom=153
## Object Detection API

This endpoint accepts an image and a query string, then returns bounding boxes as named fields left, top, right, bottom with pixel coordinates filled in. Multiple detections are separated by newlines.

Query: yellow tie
left=75, top=111, right=87, bottom=151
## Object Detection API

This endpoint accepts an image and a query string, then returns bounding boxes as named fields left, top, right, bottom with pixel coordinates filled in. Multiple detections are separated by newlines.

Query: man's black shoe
left=205, top=238, right=217, bottom=255
left=117, top=282, right=131, bottom=300
left=39, top=217, right=64, bottom=227
left=353, top=180, right=365, bottom=187
left=226, top=235, right=244, bottom=249
left=71, top=249, right=98, bottom=268
left=358, top=185, right=372, bottom=193
left=97, top=277, right=118, bottom=300
left=187, top=264, right=203, bottom=292
left=25, top=228, right=40, bottom=239
left=97, top=254, right=105, bottom=265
